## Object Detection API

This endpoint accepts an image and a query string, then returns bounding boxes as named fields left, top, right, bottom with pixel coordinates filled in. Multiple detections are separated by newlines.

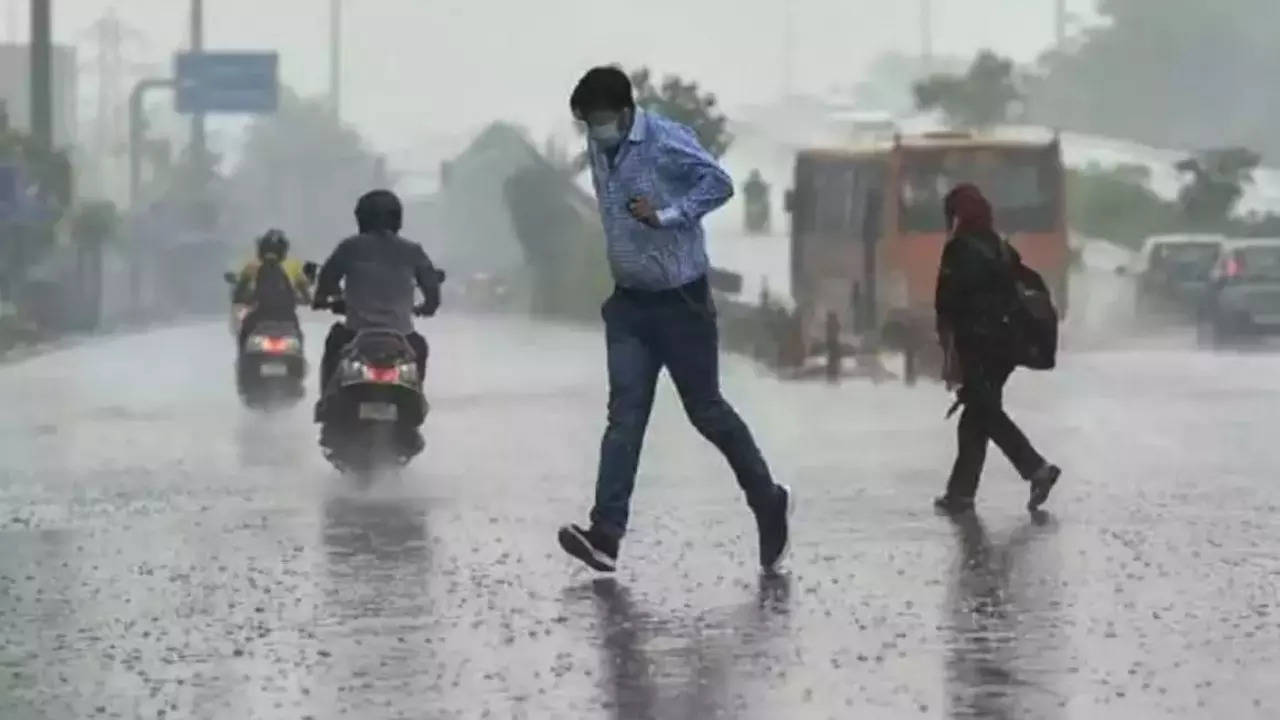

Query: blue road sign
left=175, top=52, right=279, bottom=115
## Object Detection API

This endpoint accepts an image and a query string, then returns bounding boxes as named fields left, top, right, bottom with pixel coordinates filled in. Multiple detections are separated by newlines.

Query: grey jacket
left=314, top=231, right=441, bottom=333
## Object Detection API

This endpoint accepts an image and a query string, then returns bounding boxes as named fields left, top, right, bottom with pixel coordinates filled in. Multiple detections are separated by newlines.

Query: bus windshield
left=899, top=147, right=1061, bottom=234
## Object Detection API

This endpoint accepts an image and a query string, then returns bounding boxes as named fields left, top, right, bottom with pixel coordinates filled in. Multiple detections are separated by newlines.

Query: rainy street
left=0, top=314, right=1276, bottom=719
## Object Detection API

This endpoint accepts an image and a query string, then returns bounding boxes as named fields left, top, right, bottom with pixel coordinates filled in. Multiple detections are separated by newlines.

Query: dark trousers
left=945, top=351, right=1046, bottom=500
left=320, top=323, right=428, bottom=395
left=590, top=278, right=780, bottom=538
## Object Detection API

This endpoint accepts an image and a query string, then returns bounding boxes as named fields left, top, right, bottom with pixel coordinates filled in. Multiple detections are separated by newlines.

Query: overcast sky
left=3, top=0, right=1099, bottom=156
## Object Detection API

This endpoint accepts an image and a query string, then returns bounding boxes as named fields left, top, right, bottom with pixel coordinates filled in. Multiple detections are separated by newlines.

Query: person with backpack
left=232, top=229, right=312, bottom=349
left=933, top=184, right=1061, bottom=514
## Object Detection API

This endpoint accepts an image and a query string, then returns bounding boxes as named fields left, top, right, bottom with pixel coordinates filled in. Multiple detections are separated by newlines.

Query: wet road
left=1, top=316, right=1279, bottom=719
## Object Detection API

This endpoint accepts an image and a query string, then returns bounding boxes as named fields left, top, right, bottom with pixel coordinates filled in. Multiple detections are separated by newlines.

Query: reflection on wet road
left=1, top=316, right=1279, bottom=718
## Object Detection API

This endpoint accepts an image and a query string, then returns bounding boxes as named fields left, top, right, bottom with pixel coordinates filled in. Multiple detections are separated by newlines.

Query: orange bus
left=783, top=130, right=1068, bottom=381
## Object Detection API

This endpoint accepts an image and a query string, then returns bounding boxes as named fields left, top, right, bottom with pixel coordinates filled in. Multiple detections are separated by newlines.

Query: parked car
left=1198, top=238, right=1280, bottom=345
left=1130, top=234, right=1227, bottom=321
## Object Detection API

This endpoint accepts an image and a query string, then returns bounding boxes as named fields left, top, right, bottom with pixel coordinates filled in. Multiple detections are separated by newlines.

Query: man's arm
left=232, top=262, right=255, bottom=305
left=411, top=244, right=441, bottom=315
left=653, top=125, right=734, bottom=229
left=935, top=240, right=961, bottom=339
left=312, top=241, right=350, bottom=306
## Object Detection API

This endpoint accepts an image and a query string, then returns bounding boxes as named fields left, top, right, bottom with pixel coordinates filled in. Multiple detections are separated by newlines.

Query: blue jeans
left=590, top=280, right=780, bottom=538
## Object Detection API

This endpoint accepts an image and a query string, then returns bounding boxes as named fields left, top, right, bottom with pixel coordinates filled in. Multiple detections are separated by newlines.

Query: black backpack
left=253, top=259, right=297, bottom=317
left=965, top=236, right=1059, bottom=371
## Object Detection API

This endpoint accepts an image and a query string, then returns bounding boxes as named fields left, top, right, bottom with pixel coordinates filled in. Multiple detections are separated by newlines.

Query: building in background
left=0, top=44, right=79, bottom=149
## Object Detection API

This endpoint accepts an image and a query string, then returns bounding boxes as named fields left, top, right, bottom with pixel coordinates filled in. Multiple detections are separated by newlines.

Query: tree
left=853, top=52, right=967, bottom=114
left=1066, top=163, right=1179, bottom=247
left=1175, top=147, right=1260, bottom=228
left=575, top=67, right=732, bottom=160
left=1030, top=0, right=1280, bottom=160
left=629, top=68, right=732, bottom=158
left=913, top=51, right=1024, bottom=129
left=223, top=88, right=385, bottom=258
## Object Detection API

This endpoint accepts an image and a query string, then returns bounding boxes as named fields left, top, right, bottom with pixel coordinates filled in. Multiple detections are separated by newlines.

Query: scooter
left=313, top=269, right=443, bottom=473
left=222, top=262, right=318, bottom=410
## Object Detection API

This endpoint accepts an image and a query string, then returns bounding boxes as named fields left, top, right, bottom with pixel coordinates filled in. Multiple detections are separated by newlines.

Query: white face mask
left=585, top=109, right=629, bottom=149
left=588, top=119, right=623, bottom=148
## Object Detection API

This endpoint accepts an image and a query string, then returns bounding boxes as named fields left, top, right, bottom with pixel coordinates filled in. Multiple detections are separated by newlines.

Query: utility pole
left=81, top=9, right=149, bottom=201
left=29, top=0, right=52, bottom=151
left=780, top=0, right=793, bottom=98
left=920, top=0, right=934, bottom=71
left=189, top=0, right=205, bottom=157
left=329, top=0, right=341, bottom=119
left=1054, top=0, right=1067, bottom=50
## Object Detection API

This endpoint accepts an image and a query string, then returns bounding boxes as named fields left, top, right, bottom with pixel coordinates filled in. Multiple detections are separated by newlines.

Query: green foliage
left=1066, top=164, right=1179, bottom=247
left=224, top=88, right=384, bottom=254
left=853, top=52, right=967, bottom=115
left=913, top=51, right=1024, bottom=129
left=504, top=162, right=611, bottom=321
left=71, top=201, right=120, bottom=247
left=629, top=68, right=732, bottom=158
left=1175, top=147, right=1260, bottom=227
left=1030, top=0, right=1280, bottom=159
left=577, top=66, right=732, bottom=159
left=1067, top=152, right=1280, bottom=248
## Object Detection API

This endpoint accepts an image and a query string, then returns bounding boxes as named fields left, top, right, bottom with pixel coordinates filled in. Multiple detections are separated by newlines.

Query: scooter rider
left=312, top=189, right=441, bottom=410
left=233, top=229, right=311, bottom=349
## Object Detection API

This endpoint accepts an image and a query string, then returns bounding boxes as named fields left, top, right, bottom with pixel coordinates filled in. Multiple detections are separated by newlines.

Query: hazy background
left=1, top=0, right=1099, bottom=158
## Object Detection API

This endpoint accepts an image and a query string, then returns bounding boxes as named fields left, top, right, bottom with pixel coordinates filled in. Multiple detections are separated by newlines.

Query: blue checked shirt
left=586, top=110, right=733, bottom=290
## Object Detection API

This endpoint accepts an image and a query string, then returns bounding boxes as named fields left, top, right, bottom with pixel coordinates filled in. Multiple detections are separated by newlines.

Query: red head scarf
left=943, top=183, right=994, bottom=236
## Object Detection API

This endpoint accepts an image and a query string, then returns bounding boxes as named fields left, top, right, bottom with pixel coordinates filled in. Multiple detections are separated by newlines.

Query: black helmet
left=355, top=189, right=402, bottom=234
left=256, top=228, right=289, bottom=261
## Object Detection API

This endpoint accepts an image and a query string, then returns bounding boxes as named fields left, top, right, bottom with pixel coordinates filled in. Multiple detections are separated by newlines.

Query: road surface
left=1, top=315, right=1278, bottom=719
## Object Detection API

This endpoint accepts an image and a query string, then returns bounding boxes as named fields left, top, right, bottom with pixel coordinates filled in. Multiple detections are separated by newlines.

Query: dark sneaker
left=934, top=495, right=975, bottom=514
left=1027, top=464, right=1061, bottom=512
left=757, top=485, right=793, bottom=573
left=558, top=524, right=618, bottom=572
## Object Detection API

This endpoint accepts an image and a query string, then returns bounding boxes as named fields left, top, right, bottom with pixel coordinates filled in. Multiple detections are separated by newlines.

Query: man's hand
left=627, top=196, right=661, bottom=228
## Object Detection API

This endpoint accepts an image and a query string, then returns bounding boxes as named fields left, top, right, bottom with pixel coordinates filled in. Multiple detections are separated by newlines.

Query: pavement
left=1, top=314, right=1278, bottom=719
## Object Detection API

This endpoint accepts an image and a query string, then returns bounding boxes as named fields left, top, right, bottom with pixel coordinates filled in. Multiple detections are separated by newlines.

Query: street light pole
left=920, top=0, right=933, bottom=70
left=29, top=0, right=52, bottom=151
left=330, top=0, right=341, bottom=120
left=781, top=0, right=793, bottom=98
left=1055, top=0, right=1066, bottom=50
left=189, top=0, right=205, bottom=157
left=129, top=77, right=174, bottom=210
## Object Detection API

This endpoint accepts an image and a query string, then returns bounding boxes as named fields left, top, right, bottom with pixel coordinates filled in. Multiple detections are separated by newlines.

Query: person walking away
left=311, top=190, right=440, bottom=405
left=933, top=184, right=1061, bottom=514
left=557, top=66, right=792, bottom=574
left=233, top=229, right=311, bottom=349
left=742, top=169, right=771, bottom=234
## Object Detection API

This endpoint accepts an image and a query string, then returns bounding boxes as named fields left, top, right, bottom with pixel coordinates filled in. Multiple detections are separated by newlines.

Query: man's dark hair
left=570, top=66, right=634, bottom=119
left=355, top=189, right=403, bottom=234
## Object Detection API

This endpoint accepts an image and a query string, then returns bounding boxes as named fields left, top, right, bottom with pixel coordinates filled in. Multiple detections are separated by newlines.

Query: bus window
left=808, top=159, right=886, bottom=241
left=899, top=147, right=1060, bottom=234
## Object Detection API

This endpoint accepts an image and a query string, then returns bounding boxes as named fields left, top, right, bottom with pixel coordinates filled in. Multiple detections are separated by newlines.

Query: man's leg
left=319, top=322, right=353, bottom=397
left=589, top=297, right=662, bottom=539
left=238, top=309, right=259, bottom=350
left=944, top=401, right=989, bottom=501
left=656, top=303, right=778, bottom=512
left=407, top=332, right=429, bottom=383
left=655, top=299, right=790, bottom=570
left=561, top=295, right=661, bottom=572
left=980, top=365, right=1045, bottom=480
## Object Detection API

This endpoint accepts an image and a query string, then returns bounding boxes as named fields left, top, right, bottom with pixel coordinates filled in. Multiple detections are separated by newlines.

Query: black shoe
left=934, top=495, right=975, bottom=514
left=558, top=524, right=618, bottom=572
left=757, top=485, right=792, bottom=573
left=1027, top=464, right=1061, bottom=512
